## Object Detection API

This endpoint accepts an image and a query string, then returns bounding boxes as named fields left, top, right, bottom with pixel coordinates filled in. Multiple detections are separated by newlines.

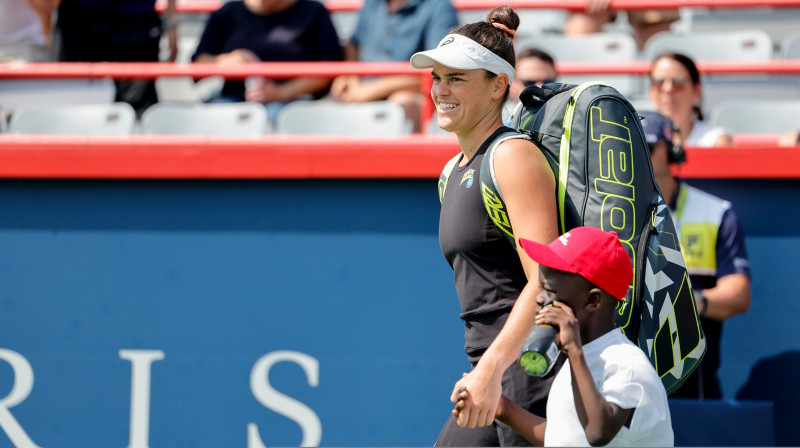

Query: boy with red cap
left=454, top=226, right=673, bottom=446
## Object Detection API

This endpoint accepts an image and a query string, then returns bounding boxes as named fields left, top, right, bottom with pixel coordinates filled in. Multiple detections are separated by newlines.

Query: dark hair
left=449, top=6, right=519, bottom=102
left=651, top=52, right=704, bottom=121
left=517, top=47, right=556, bottom=67
left=517, top=47, right=558, bottom=79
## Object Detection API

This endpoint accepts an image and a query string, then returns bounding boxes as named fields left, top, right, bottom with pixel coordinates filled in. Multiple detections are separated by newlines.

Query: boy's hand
left=453, top=385, right=508, bottom=425
left=534, top=301, right=583, bottom=355
left=452, top=386, right=469, bottom=420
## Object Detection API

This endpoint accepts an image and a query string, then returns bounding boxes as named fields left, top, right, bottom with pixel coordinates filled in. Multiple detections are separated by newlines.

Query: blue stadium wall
left=0, top=177, right=797, bottom=447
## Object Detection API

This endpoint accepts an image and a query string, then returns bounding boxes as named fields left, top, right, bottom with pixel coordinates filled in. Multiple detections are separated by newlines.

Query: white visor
left=410, top=34, right=515, bottom=85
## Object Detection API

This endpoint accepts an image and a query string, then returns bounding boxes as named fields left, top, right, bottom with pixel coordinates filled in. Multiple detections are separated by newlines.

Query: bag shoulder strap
left=479, top=130, right=532, bottom=248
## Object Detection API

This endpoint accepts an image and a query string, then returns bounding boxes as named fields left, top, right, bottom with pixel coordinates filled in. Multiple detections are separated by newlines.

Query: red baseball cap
left=519, top=227, right=633, bottom=300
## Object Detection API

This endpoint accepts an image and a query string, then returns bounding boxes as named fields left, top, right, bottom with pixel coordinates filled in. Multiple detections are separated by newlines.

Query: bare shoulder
left=492, top=136, right=559, bottom=270
left=492, top=137, right=555, bottom=191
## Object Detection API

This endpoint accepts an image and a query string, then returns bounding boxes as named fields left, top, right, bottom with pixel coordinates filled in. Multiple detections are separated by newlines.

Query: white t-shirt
left=685, top=120, right=731, bottom=147
left=544, top=328, right=674, bottom=447
left=0, top=0, right=45, bottom=46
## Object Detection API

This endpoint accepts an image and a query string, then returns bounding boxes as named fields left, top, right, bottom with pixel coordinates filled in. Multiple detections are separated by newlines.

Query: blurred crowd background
left=1, top=0, right=799, bottom=142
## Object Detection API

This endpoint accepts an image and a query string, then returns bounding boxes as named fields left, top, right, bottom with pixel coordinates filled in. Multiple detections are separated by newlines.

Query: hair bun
left=490, top=22, right=515, bottom=38
left=486, top=5, right=520, bottom=39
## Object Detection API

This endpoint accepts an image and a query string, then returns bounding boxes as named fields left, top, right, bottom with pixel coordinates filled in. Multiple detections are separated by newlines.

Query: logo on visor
left=440, top=37, right=454, bottom=47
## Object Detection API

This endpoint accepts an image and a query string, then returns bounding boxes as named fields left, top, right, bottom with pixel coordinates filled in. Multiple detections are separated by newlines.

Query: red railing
left=4, top=60, right=798, bottom=130
left=157, top=0, right=800, bottom=14
left=2, top=61, right=798, bottom=179
left=0, top=134, right=795, bottom=179
left=3, top=60, right=800, bottom=79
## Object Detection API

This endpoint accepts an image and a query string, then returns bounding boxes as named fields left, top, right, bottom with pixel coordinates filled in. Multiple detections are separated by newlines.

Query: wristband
left=695, top=290, right=707, bottom=316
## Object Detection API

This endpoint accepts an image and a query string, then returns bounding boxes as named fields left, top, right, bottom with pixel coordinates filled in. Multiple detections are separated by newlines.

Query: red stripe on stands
left=0, top=134, right=795, bottom=179
left=676, top=146, right=800, bottom=179
left=0, top=134, right=459, bottom=179
left=0, top=61, right=420, bottom=80
left=157, top=0, right=800, bottom=13
left=3, top=61, right=800, bottom=80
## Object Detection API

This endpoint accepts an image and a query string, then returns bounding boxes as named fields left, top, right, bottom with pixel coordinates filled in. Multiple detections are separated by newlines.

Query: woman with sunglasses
left=649, top=52, right=733, bottom=147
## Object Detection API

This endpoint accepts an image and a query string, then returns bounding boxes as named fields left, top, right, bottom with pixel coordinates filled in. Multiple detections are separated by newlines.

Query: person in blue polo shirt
left=640, top=110, right=752, bottom=399
left=330, top=0, right=458, bottom=132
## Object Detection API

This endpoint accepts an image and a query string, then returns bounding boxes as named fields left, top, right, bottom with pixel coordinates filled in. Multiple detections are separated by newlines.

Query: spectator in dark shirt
left=55, top=0, right=178, bottom=115
left=193, top=0, right=343, bottom=123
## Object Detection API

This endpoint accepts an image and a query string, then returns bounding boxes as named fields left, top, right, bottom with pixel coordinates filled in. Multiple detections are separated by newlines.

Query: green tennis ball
left=519, top=351, right=549, bottom=377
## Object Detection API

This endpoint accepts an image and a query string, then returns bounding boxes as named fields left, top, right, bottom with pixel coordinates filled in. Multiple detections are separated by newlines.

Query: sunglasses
left=651, top=76, right=690, bottom=89
left=520, top=78, right=556, bottom=87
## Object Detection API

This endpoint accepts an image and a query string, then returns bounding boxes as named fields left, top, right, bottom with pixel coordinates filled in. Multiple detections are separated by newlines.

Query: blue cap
left=639, top=110, right=674, bottom=146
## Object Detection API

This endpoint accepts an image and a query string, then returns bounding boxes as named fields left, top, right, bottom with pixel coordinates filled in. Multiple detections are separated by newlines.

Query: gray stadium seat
left=0, top=110, right=8, bottom=133
left=0, top=78, right=116, bottom=113
left=515, top=32, right=639, bottom=97
left=459, top=9, right=567, bottom=36
left=681, top=7, right=800, bottom=46
left=275, top=101, right=411, bottom=136
left=8, top=102, right=136, bottom=136
left=139, top=102, right=270, bottom=136
left=642, top=29, right=774, bottom=62
left=155, top=76, right=224, bottom=104
left=709, top=100, right=800, bottom=134
left=780, top=30, right=800, bottom=59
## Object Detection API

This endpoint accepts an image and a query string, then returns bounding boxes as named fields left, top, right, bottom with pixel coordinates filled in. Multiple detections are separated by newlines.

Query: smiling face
left=649, top=57, right=701, bottom=124
left=430, top=62, right=507, bottom=135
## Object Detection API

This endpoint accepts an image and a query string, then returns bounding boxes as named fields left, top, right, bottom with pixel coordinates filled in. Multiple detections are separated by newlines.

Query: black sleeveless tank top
left=439, top=127, right=529, bottom=362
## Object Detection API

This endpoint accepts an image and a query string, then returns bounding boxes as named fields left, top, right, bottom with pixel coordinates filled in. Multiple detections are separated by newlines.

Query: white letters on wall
left=0, top=349, right=42, bottom=448
left=0, top=349, right=321, bottom=447
left=248, top=351, right=321, bottom=447
left=119, top=350, right=165, bottom=448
